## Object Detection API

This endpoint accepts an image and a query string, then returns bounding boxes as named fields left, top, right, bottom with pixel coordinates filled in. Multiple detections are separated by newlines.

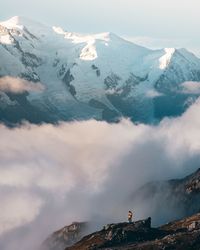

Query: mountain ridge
left=64, top=213, right=200, bottom=250
left=0, top=16, right=200, bottom=124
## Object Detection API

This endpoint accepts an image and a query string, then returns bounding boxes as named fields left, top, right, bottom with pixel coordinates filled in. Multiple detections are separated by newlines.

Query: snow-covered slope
left=0, top=16, right=200, bottom=124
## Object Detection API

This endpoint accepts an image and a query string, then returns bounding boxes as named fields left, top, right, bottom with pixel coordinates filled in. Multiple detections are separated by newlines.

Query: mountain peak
left=158, top=47, right=200, bottom=70
left=5, top=15, right=25, bottom=24
left=0, top=16, right=46, bottom=30
left=159, top=48, right=176, bottom=69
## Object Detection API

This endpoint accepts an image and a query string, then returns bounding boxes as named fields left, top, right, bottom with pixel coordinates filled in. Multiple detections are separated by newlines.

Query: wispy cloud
left=146, top=89, right=163, bottom=98
left=0, top=76, right=45, bottom=94
left=181, top=81, right=200, bottom=94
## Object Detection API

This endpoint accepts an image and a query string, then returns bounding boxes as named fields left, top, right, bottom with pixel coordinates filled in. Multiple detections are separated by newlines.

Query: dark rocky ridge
left=65, top=214, right=200, bottom=250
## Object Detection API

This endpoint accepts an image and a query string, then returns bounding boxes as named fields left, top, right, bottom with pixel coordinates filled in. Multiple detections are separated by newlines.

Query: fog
left=1, top=98, right=200, bottom=249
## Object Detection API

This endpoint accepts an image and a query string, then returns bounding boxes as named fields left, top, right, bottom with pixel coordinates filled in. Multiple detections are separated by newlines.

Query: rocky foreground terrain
left=65, top=214, right=200, bottom=250
left=42, top=168, right=200, bottom=250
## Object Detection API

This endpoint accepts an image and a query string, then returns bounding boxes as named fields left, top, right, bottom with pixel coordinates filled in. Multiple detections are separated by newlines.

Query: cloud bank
left=1, top=98, right=200, bottom=249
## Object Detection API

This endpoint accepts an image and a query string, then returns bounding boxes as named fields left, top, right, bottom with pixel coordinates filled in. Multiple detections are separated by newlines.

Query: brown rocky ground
left=65, top=214, right=200, bottom=250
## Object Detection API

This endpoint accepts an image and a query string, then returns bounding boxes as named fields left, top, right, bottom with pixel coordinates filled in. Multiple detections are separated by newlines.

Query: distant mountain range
left=1, top=16, right=200, bottom=124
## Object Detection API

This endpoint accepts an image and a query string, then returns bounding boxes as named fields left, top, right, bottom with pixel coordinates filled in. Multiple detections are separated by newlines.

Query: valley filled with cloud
left=1, top=98, right=200, bottom=250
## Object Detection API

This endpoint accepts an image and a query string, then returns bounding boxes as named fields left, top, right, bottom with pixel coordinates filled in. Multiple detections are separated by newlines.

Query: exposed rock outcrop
left=65, top=213, right=200, bottom=250
left=41, top=222, right=88, bottom=250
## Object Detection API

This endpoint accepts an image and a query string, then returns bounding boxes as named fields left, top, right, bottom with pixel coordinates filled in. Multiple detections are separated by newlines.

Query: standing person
left=128, top=210, right=133, bottom=223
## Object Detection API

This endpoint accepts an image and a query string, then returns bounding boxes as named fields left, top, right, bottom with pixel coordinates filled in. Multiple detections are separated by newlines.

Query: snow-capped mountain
left=0, top=16, right=200, bottom=124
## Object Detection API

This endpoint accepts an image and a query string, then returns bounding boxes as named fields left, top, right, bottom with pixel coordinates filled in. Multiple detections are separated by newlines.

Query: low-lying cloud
left=1, top=98, right=200, bottom=250
left=0, top=76, right=45, bottom=93
left=181, top=81, right=200, bottom=94
left=146, top=89, right=163, bottom=98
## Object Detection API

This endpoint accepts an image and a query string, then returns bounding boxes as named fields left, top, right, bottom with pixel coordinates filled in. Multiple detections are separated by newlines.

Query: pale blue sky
left=1, top=0, right=199, bottom=54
